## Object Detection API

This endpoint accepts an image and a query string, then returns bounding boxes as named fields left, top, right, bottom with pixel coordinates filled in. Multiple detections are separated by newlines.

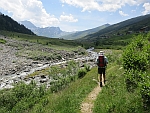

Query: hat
left=99, top=51, right=104, bottom=55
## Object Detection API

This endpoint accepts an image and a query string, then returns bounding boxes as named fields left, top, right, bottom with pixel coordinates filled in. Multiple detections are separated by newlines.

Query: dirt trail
left=80, top=83, right=102, bottom=113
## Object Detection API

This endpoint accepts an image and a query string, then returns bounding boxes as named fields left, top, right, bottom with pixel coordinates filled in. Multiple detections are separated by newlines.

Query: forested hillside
left=0, top=14, right=35, bottom=35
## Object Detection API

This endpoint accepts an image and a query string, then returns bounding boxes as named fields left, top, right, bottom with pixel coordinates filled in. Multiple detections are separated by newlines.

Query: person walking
left=96, top=51, right=108, bottom=87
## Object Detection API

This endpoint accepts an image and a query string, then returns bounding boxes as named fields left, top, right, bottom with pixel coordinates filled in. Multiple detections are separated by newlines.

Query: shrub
left=0, top=39, right=6, bottom=44
left=122, top=33, right=150, bottom=109
left=84, top=64, right=91, bottom=72
left=122, top=34, right=149, bottom=71
left=49, top=61, right=80, bottom=92
left=78, top=69, right=87, bottom=78
left=138, top=72, right=150, bottom=110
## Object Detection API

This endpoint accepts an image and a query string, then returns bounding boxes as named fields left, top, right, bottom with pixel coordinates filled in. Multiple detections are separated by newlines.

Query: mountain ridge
left=20, top=20, right=110, bottom=39
left=81, top=14, right=150, bottom=41
left=0, top=14, right=35, bottom=35
left=20, top=20, right=72, bottom=38
left=60, top=24, right=110, bottom=40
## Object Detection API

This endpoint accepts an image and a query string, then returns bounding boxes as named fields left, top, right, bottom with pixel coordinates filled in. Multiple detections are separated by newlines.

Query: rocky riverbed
left=0, top=35, right=97, bottom=90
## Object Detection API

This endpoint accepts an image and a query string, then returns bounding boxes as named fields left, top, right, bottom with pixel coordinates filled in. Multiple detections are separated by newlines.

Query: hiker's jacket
left=96, top=55, right=108, bottom=68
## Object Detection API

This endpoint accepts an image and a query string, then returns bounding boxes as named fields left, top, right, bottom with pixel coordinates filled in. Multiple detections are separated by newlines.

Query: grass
left=28, top=61, right=123, bottom=113
left=0, top=38, right=6, bottom=44
left=0, top=30, right=82, bottom=49
left=0, top=60, right=95, bottom=113
left=0, top=30, right=87, bottom=61
left=93, top=64, right=144, bottom=113
left=93, top=67, right=143, bottom=113
left=92, top=48, right=148, bottom=113
left=40, top=53, right=123, bottom=113
left=0, top=48, right=148, bottom=113
left=26, top=67, right=49, bottom=78
left=30, top=67, right=98, bottom=113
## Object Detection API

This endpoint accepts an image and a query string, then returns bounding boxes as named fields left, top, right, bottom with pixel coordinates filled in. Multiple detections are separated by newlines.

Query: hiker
left=96, top=51, right=108, bottom=87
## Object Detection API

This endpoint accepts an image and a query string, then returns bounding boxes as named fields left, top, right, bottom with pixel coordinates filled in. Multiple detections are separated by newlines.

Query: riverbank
left=0, top=35, right=96, bottom=89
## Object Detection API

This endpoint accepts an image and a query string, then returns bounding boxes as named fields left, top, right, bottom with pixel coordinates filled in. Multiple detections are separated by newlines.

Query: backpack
left=98, top=55, right=106, bottom=67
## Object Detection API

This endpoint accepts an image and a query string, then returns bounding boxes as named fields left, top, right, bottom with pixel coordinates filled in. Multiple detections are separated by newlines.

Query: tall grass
left=29, top=67, right=98, bottom=113
left=93, top=64, right=144, bottom=113
left=0, top=60, right=94, bottom=113
left=93, top=33, right=150, bottom=113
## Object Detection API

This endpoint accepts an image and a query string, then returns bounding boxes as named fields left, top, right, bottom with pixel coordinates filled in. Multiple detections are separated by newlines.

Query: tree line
left=0, top=14, right=35, bottom=35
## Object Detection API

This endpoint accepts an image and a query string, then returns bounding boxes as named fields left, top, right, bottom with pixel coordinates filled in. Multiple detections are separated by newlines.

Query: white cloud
left=119, top=11, right=129, bottom=16
left=61, top=0, right=121, bottom=12
left=61, top=0, right=150, bottom=12
left=0, top=0, right=59, bottom=27
left=59, top=13, right=78, bottom=22
left=142, top=2, right=150, bottom=15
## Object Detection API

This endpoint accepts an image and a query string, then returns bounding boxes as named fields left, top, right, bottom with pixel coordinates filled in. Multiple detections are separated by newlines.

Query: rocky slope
left=0, top=35, right=96, bottom=89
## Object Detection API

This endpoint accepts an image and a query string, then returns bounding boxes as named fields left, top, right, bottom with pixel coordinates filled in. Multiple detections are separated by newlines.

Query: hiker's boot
left=104, top=80, right=106, bottom=84
left=100, top=82, right=102, bottom=87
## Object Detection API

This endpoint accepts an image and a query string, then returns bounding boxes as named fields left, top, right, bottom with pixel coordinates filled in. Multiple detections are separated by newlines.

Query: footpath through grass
left=30, top=67, right=98, bottom=113
left=93, top=64, right=144, bottom=113
left=1, top=47, right=148, bottom=112
left=30, top=58, right=124, bottom=113
left=93, top=33, right=150, bottom=113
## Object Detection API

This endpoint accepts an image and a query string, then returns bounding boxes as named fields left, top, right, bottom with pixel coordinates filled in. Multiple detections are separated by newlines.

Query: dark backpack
left=98, top=55, right=106, bottom=67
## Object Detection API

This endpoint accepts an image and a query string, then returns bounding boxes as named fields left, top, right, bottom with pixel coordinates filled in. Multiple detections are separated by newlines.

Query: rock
left=24, top=68, right=30, bottom=72
left=32, top=61, right=39, bottom=64
left=37, top=64, right=43, bottom=67
left=0, top=36, right=96, bottom=90
left=40, top=79, right=48, bottom=83
left=41, top=75, right=46, bottom=79
left=4, top=84, right=14, bottom=89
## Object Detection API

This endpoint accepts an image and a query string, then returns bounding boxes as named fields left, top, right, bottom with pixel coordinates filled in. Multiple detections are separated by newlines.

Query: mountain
left=20, top=20, right=110, bottom=39
left=20, top=21, right=72, bottom=38
left=81, top=14, right=150, bottom=42
left=33, top=27, right=72, bottom=38
left=0, top=14, right=35, bottom=35
left=60, top=24, right=110, bottom=40
left=20, top=20, right=37, bottom=30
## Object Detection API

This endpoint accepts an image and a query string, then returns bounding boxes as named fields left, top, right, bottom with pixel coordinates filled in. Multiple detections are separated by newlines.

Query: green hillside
left=60, top=24, right=110, bottom=40
left=82, top=14, right=150, bottom=40
left=77, top=14, right=150, bottom=49
left=0, top=30, right=82, bottom=48
left=0, top=14, right=35, bottom=35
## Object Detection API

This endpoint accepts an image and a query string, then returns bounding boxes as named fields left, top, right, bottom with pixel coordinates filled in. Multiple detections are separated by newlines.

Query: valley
left=0, top=12, right=150, bottom=113
left=0, top=35, right=96, bottom=90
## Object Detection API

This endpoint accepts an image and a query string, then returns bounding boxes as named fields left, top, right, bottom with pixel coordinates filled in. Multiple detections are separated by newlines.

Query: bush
left=122, top=34, right=149, bottom=71
left=0, top=39, right=6, bottom=44
left=49, top=61, right=80, bottom=92
left=138, top=72, right=150, bottom=109
left=84, top=64, right=91, bottom=72
left=122, top=33, right=150, bottom=110
left=0, top=81, right=48, bottom=112
left=78, top=69, right=87, bottom=78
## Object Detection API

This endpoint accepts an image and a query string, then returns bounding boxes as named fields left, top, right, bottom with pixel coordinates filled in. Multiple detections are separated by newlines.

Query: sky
left=0, top=0, right=150, bottom=32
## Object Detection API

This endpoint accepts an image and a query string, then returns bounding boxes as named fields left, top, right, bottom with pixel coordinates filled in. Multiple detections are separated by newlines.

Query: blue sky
left=0, top=0, right=150, bottom=32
